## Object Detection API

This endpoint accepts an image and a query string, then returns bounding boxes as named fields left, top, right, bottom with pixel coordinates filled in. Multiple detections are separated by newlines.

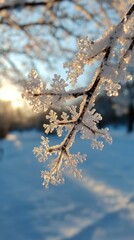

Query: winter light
left=0, top=81, right=24, bottom=109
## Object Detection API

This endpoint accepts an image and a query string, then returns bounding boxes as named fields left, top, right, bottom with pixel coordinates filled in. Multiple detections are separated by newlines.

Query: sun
left=0, top=81, right=24, bottom=108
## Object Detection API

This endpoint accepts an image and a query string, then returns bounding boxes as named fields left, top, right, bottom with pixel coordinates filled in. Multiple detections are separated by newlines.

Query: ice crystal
left=51, top=74, right=68, bottom=93
left=105, top=80, right=121, bottom=97
left=67, top=105, right=79, bottom=120
left=22, top=4, right=134, bottom=187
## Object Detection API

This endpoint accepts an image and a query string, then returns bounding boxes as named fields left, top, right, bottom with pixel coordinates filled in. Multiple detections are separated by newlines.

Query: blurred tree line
left=0, top=0, right=133, bottom=138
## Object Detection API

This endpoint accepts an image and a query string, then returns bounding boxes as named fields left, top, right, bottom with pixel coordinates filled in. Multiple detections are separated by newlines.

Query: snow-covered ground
left=0, top=128, right=134, bottom=240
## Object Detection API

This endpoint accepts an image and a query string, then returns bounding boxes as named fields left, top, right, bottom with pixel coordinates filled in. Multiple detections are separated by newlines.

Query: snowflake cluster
left=22, top=71, right=69, bottom=112
left=104, top=80, right=121, bottom=97
left=22, top=4, right=134, bottom=188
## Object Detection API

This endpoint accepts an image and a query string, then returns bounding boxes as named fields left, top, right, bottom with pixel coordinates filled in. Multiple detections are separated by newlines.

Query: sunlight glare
left=0, top=81, right=24, bottom=108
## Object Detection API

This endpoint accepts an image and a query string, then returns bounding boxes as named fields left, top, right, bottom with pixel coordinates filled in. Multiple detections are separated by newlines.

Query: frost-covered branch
left=22, top=4, right=134, bottom=188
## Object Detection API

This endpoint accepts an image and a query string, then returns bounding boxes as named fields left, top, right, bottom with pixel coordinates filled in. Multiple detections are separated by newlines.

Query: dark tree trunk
left=127, top=103, right=134, bottom=133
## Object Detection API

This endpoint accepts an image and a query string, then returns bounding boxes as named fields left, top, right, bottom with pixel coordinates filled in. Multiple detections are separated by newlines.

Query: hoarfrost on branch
left=22, top=4, right=134, bottom=188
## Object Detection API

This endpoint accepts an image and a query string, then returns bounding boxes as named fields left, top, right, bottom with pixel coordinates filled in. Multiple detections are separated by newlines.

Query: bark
left=127, top=103, right=134, bottom=133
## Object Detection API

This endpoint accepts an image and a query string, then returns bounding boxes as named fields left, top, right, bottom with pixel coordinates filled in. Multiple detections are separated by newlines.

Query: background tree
left=0, top=0, right=132, bottom=83
left=112, top=76, right=134, bottom=132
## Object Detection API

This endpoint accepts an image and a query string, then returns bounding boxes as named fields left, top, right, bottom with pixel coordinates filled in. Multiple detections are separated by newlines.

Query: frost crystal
left=105, top=80, right=121, bottom=97
left=22, top=4, right=134, bottom=188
